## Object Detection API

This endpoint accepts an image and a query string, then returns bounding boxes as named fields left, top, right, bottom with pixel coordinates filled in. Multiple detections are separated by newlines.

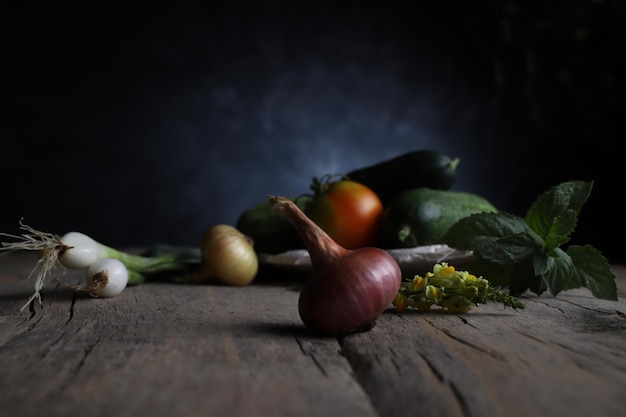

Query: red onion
left=269, top=195, right=402, bottom=336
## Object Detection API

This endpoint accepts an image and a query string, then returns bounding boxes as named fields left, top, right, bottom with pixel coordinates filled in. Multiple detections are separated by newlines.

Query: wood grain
left=1, top=253, right=625, bottom=417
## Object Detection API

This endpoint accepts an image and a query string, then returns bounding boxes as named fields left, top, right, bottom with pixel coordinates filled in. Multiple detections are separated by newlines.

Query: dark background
left=2, top=1, right=624, bottom=263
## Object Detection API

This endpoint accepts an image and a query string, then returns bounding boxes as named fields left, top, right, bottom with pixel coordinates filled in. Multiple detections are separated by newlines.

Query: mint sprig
left=443, top=181, right=617, bottom=300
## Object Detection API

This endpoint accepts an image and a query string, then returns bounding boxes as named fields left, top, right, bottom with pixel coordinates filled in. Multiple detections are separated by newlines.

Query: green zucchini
left=346, top=150, right=460, bottom=206
left=381, top=188, right=497, bottom=248
left=236, top=195, right=311, bottom=254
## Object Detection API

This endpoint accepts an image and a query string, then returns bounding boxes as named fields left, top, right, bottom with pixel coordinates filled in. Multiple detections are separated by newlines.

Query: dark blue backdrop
left=2, top=1, right=623, bottom=262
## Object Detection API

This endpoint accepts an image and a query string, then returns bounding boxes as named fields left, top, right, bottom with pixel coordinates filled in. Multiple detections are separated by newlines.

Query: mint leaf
left=543, top=209, right=578, bottom=250
left=443, top=212, right=543, bottom=264
left=525, top=181, right=593, bottom=248
left=444, top=180, right=616, bottom=301
left=539, top=248, right=579, bottom=296
left=532, top=252, right=555, bottom=276
left=568, top=245, right=617, bottom=300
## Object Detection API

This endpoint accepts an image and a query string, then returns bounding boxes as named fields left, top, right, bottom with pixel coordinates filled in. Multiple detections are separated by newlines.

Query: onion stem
left=103, top=246, right=195, bottom=277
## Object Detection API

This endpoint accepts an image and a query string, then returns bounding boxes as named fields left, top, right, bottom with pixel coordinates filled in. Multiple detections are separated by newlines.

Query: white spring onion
left=0, top=220, right=199, bottom=310
left=85, top=258, right=129, bottom=298
left=58, top=232, right=108, bottom=269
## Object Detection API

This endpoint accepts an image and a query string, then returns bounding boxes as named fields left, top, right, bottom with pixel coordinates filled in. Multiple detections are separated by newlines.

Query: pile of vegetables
left=237, top=150, right=470, bottom=252
left=0, top=149, right=616, bottom=337
left=0, top=222, right=257, bottom=311
left=239, top=149, right=617, bottom=332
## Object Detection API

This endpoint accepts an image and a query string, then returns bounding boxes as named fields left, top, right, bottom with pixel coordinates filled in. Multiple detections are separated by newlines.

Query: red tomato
left=305, top=179, right=383, bottom=249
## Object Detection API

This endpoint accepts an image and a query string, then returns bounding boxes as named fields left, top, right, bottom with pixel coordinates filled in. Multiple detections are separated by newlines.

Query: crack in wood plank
left=422, top=317, right=507, bottom=361
left=65, top=291, right=77, bottom=327
left=294, top=336, right=329, bottom=377
left=448, top=380, right=473, bottom=417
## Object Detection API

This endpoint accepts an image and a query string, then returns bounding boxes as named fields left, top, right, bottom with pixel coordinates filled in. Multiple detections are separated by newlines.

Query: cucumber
left=381, top=188, right=497, bottom=248
left=346, top=150, right=460, bottom=206
left=236, top=195, right=312, bottom=254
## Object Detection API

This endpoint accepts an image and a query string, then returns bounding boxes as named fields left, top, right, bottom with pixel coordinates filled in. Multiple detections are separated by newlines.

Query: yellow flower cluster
left=393, top=262, right=521, bottom=313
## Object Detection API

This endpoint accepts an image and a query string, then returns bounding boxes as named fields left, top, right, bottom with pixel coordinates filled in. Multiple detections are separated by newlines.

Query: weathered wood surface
left=1, top=252, right=625, bottom=417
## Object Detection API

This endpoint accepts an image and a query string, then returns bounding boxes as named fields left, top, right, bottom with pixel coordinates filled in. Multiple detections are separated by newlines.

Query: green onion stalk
left=0, top=220, right=201, bottom=310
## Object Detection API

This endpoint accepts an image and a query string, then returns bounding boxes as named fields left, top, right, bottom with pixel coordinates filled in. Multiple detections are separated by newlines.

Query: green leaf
left=539, top=248, right=579, bottom=296
left=444, top=212, right=543, bottom=264
left=541, top=209, right=577, bottom=250
left=568, top=245, right=617, bottom=300
left=532, top=252, right=554, bottom=276
left=444, top=180, right=614, bottom=302
left=525, top=181, right=593, bottom=244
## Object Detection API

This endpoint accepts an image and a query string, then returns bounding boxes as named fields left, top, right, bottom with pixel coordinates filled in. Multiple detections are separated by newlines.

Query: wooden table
left=1, top=251, right=625, bottom=417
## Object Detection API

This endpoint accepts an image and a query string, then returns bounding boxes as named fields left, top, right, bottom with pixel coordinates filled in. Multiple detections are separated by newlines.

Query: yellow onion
left=199, top=224, right=258, bottom=286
